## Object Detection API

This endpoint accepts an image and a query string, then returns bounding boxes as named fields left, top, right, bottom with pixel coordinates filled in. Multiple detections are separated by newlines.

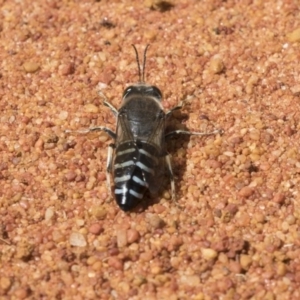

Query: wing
left=137, top=111, right=167, bottom=196
left=115, top=111, right=135, bottom=145
left=113, top=112, right=138, bottom=184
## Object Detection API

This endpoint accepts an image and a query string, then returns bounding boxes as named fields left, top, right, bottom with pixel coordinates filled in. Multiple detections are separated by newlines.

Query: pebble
left=65, top=171, right=77, bottom=182
left=45, top=206, right=55, bottom=221
left=84, top=103, right=99, bottom=113
left=23, top=61, right=40, bottom=73
left=240, top=254, right=252, bottom=270
left=228, top=260, right=242, bottom=273
left=201, top=248, right=218, bottom=260
left=0, top=276, right=11, bottom=291
left=89, top=207, right=107, bottom=219
left=273, top=192, right=285, bottom=204
left=117, top=228, right=128, bottom=247
left=140, top=251, right=153, bottom=262
left=52, top=230, right=64, bottom=243
left=148, top=214, right=165, bottom=229
left=58, top=110, right=68, bottom=120
left=88, top=223, right=102, bottom=235
left=69, top=232, right=87, bottom=247
left=287, top=28, right=300, bottom=42
left=180, top=274, right=200, bottom=286
left=127, top=229, right=140, bottom=244
left=217, top=277, right=233, bottom=293
left=59, top=63, right=74, bottom=75
left=276, top=262, right=287, bottom=276
left=108, top=257, right=123, bottom=270
left=238, top=186, right=254, bottom=198
left=209, top=56, right=225, bottom=74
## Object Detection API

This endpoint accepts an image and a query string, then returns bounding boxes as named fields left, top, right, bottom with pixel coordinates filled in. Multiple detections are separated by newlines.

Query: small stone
left=132, top=275, right=147, bottom=287
left=45, top=206, right=55, bottom=221
left=52, top=230, right=64, bottom=243
left=127, top=229, right=140, bottom=244
left=287, top=28, right=300, bottom=42
left=290, top=84, right=300, bottom=95
left=92, top=261, right=103, bottom=272
left=59, top=63, right=75, bottom=75
left=254, top=212, right=265, bottom=223
left=286, top=214, right=296, bottom=225
left=117, top=228, right=128, bottom=247
left=153, top=204, right=166, bottom=214
left=217, top=277, right=233, bottom=293
left=84, top=103, right=99, bottom=113
left=144, top=0, right=175, bottom=12
left=15, top=241, right=34, bottom=260
left=240, top=254, right=252, bottom=270
left=69, top=232, right=87, bottom=247
left=148, top=214, right=165, bottom=229
left=273, top=192, right=285, bottom=204
left=65, top=171, right=77, bottom=182
left=58, top=110, right=68, bottom=120
left=276, top=262, right=287, bottom=276
left=140, top=251, right=153, bottom=262
left=23, top=61, right=40, bottom=73
left=249, top=129, right=260, bottom=141
left=238, top=186, right=254, bottom=198
left=201, top=248, right=218, bottom=260
left=228, top=260, right=242, bottom=273
left=150, top=265, right=162, bottom=275
left=88, top=223, right=102, bottom=235
left=209, top=56, right=225, bottom=74
left=89, top=207, right=107, bottom=220
left=180, top=274, right=200, bottom=286
left=0, top=276, right=12, bottom=291
left=14, top=287, right=30, bottom=299
left=108, top=257, right=123, bottom=270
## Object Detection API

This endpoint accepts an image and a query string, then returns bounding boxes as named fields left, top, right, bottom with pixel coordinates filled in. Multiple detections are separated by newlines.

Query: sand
left=1, top=0, right=300, bottom=299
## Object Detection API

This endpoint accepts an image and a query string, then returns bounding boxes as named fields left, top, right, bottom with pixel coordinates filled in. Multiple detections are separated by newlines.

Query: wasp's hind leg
left=165, top=154, right=177, bottom=204
left=165, top=129, right=223, bottom=139
left=106, top=143, right=115, bottom=200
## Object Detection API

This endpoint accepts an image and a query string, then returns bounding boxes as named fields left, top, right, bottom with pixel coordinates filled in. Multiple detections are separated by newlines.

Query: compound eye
left=123, top=86, right=139, bottom=100
left=123, top=86, right=134, bottom=99
left=146, top=86, right=162, bottom=100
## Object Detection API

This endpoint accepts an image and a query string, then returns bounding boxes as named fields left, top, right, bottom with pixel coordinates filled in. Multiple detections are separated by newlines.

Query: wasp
left=68, top=45, right=221, bottom=211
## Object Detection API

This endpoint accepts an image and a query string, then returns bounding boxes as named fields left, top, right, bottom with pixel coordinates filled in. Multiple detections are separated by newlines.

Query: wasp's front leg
left=165, top=101, right=183, bottom=118
left=98, top=91, right=119, bottom=117
left=65, top=127, right=116, bottom=139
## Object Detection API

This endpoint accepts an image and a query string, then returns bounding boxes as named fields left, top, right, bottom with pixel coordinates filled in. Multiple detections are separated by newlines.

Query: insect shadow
left=140, top=108, right=218, bottom=212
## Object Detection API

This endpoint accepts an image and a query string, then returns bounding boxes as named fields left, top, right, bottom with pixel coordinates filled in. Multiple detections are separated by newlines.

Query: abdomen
left=113, top=140, right=160, bottom=211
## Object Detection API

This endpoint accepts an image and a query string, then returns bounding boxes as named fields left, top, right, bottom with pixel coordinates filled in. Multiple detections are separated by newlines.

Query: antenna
left=131, top=44, right=150, bottom=83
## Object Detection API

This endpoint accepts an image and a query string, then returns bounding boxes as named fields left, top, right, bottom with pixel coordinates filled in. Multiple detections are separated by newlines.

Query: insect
left=68, top=45, right=221, bottom=211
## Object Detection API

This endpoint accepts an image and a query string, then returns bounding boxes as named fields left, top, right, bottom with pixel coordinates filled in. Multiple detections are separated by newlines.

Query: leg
left=165, top=154, right=176, bottom=202
left=165, top=101, right=183, bottom=118
left=103, top=101, right=118, bottom=117
left=106, top=143, right=115, bottom=199
left=98, top=91, right=119, bottom=117
left=165, top=129, right=223, bottom=139
left=65, top=126, right=116, bottom=140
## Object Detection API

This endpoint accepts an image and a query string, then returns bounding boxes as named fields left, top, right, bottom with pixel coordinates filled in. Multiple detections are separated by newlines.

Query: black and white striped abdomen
left=113, top=141, right=160, bottom=211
